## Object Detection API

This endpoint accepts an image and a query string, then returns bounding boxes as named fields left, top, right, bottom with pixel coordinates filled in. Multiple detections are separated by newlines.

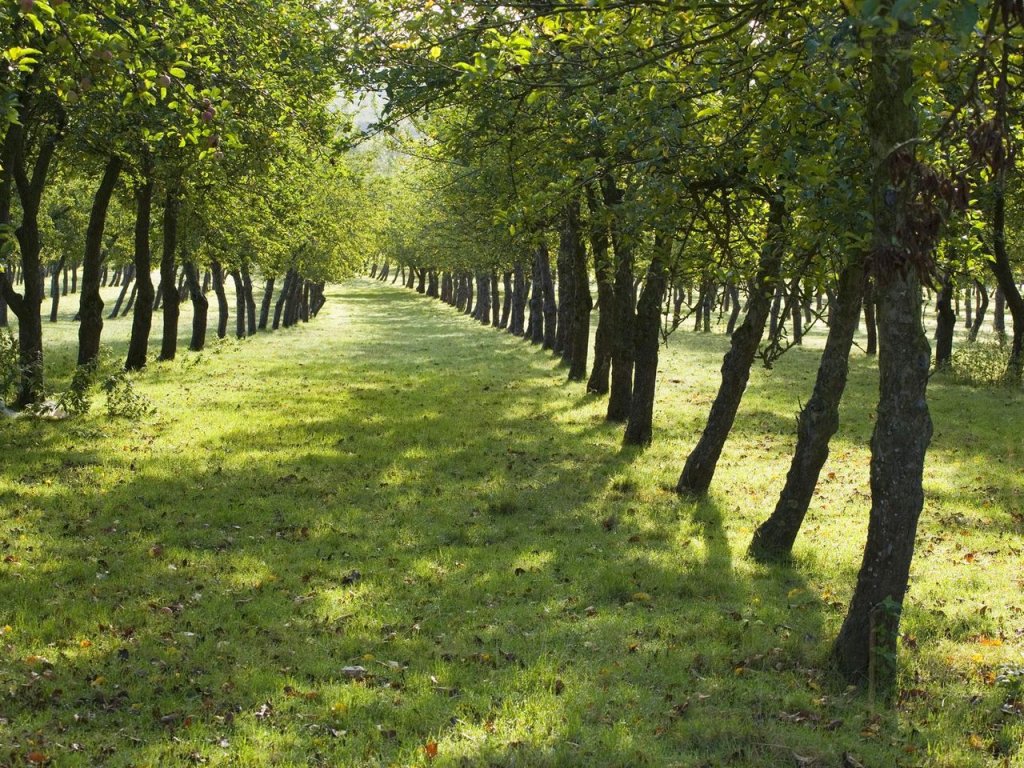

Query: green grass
left=1, top=278, right=1022, bottom=767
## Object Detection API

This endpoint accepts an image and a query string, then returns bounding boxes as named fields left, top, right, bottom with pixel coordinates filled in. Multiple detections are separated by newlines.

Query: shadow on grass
left=0, top=282, right=842, bottom=767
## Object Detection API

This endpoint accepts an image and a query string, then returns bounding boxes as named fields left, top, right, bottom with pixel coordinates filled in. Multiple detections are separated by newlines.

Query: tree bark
left=258, top=277, right=275, bottom=330
left=499, top=271, right=513, bottom=329
left=832, top=14, right=933, bottom=694
left=241, top=263, right=257, bottom=336
left=212, top=260, right=230, bottom=338
left=2, top=110, right=61, bottom=406
left=184, top=260, right=208, bottom=351
left=49, top=259, right=64, bottom=323
left=749, top=254, right=865, bottom=561
left=510, top=262, right=527, bottom=336
left=158, top=184, right=181, bottom=361
left=125, top=174, right=156, bottom=369
left=586, top=186, right=615, bottom=394
left=624, top=235, right=670, bottom=446
left=603, top=175, right=636, bottom=420
left=677, top=193, right=786, bottom=494
left=934, top=272, right=955, bottom=369
left=969, top=281, right=988, bottom=341
left=77, top=155, right=122, bottom=365
left=230, top=270, right=246, bottom=339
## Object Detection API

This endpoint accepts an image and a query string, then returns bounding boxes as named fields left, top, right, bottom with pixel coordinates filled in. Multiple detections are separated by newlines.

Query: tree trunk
left=540, top=244, right=557, bottom=350
left=832, top=14, right=933, bottom=694
left=969, top=281, right=988, bottom=341
left=677, top=194, right=786, bottom=494
left=110, top=266, right=134, bottom=319
left=241, top=263, right=257, bottom=336
left=934, top=272, right=955, bottom=369
left=273, top=268, right=292, bottom=331
left=510, top=262, right=527, bottom=336
left=212, top=260, right=230, bottom=338
left=230, top=270, right=246, bottom=339
left=2, top=116, right=60, bottom=407
left=863, top=276, right=878, bottom=355
left=258, top=277, right=275, bottom=330
left=586, top=186, right=615, bottom=394
left=185, top=260, right=208, bottom=351
left=529, top=248, right=545, bottom=344
left=77, top=155, right=122, bottom=365
left=749, top=255, right=865, bottom=561
left=986, top=33, right=1024, bottom=378
left=158, top=185, right=181, bottom=361
left=49, top=259, right=64, bottom=323
left=726, top=284, right=742, bottom=336
left=499, top=271, right=513, bottom=329
left=567, top=202, right=593, bottom=382
left=125, top=173, right=156, bottom=370
left=624, top=235, right=670, bottom=446
left=603, top=174, right=636, bottom=421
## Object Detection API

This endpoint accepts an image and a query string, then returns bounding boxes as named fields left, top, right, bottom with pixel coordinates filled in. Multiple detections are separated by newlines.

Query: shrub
left=950, top=341, right=1013, bottom=387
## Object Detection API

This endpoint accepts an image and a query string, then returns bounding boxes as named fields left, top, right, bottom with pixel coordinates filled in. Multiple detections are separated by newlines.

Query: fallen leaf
left=424, top=740, right=438, bottom=759
left=26, top=752, right=48, bottom=764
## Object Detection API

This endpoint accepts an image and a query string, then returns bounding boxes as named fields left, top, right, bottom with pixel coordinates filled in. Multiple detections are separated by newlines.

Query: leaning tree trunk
left=184, top=260, right=208, bottom=352
left=158, top=185, right=181, bottom=361
left=258, top=277, right=275, bottom=330
left=273, top=269, right=293, bottom=330
left=832, top=12, right=933, bottom=695
left=676, top=194, right=786, bottom=495
left=110, top=266, right=133, bottom=319
left=748, top=254, right=865, bottom=561
left=623, top=235, right=670, bottom=446
left=77, top=155, right=122, bottom=366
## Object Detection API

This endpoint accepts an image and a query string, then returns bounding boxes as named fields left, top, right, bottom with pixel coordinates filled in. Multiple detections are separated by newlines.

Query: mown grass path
left=2, top=279, right=1022, bottom=767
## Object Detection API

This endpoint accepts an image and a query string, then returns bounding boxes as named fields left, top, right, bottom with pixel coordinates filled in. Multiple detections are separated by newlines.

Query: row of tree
left=1, top=0, right=371, bottom=405
left=347, top=0, right=1024, bottom=695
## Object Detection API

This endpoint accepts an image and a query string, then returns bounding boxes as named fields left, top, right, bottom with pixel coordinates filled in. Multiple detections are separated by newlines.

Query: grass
left=1, top=277, right=1022, bottom=767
